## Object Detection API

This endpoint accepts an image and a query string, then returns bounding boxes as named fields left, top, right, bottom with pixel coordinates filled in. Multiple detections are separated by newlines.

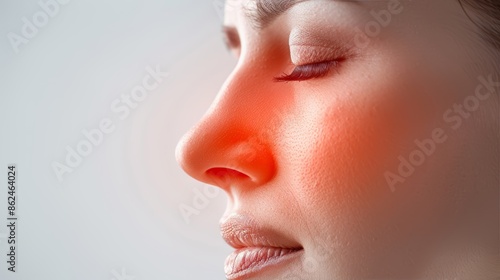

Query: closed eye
left=273, top=59, right=343, bottom=82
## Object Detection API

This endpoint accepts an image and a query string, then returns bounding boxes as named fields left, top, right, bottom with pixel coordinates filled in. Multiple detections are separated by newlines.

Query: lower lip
left=224, top=247, right=303, bottom=279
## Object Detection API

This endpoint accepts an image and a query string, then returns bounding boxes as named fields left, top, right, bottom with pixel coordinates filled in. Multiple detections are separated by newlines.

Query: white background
left=0, top=0, right=234, bottom=279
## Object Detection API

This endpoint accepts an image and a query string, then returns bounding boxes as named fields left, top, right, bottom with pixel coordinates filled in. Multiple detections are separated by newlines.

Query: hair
left=458, top=0, right=500, bottom=50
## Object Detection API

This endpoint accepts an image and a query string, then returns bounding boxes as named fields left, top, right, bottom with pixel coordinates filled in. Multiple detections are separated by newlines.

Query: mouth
left=221, top=214, right=304, bottom=279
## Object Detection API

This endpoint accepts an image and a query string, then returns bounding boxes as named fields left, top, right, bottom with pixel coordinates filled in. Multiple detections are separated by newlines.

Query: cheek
left=274, top=58, right=453, bottom=255
left=282, top=71, right=438, bottom=202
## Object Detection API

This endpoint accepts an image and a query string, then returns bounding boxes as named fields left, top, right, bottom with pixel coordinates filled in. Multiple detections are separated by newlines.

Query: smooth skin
left=176, top=0, right=499, bottom=279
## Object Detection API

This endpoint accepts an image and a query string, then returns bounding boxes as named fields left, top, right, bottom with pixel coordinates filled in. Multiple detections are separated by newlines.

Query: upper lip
left=220, top=213, right=303, bottom=250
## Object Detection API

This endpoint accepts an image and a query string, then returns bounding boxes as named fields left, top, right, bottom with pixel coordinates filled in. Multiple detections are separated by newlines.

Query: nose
left=175, top=70, right=276, bottom=192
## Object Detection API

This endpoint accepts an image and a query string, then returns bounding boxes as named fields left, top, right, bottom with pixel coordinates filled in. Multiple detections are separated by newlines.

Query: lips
left=220, top=214, right=303, bottom=279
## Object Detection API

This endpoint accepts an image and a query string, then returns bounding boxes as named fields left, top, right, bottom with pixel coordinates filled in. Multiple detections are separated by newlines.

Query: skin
left=176, top=0, right=499, bottom=279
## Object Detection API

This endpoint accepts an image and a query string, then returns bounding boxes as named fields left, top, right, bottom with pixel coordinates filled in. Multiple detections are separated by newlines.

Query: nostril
left=206, top=167, right=250, bottom=179
left=206, top=167, right=251, bottom=187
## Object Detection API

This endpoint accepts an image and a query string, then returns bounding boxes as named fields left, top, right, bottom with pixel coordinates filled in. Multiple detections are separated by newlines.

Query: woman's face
left=176, top=0, right=499, bottom=279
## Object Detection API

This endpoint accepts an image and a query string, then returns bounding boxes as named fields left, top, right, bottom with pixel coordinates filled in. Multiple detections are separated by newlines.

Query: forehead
left=223, top=0, right=240, bottom=26
left=223, top=0, right=370, bottom=30
left=223, top=0, right=311, bottom=29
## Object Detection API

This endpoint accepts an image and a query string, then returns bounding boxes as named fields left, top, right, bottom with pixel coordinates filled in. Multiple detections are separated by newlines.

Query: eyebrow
left=244, top=0, right=311, bottom=30
left=222, top=0, right=361, bottom=50
left=222, top=0, right=309, bottom=50
left=245, top=0, right=362, bottom=30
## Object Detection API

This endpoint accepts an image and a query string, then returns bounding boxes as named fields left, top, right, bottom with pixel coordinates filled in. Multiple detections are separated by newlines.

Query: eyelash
left=274, top=59, right=343, bottom=82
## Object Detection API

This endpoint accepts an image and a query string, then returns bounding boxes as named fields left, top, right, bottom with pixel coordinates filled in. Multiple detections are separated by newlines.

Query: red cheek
left=303, top=84, right=439, bottom=191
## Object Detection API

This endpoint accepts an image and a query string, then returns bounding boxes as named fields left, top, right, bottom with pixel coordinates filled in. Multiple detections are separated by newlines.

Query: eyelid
left=269, top=43, right=348, bottom=82
left=274, top=60, right=342, bottom=82
left=289, top=44, right=348, bottom=66
left=273, top=42, right=351, bottom=82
